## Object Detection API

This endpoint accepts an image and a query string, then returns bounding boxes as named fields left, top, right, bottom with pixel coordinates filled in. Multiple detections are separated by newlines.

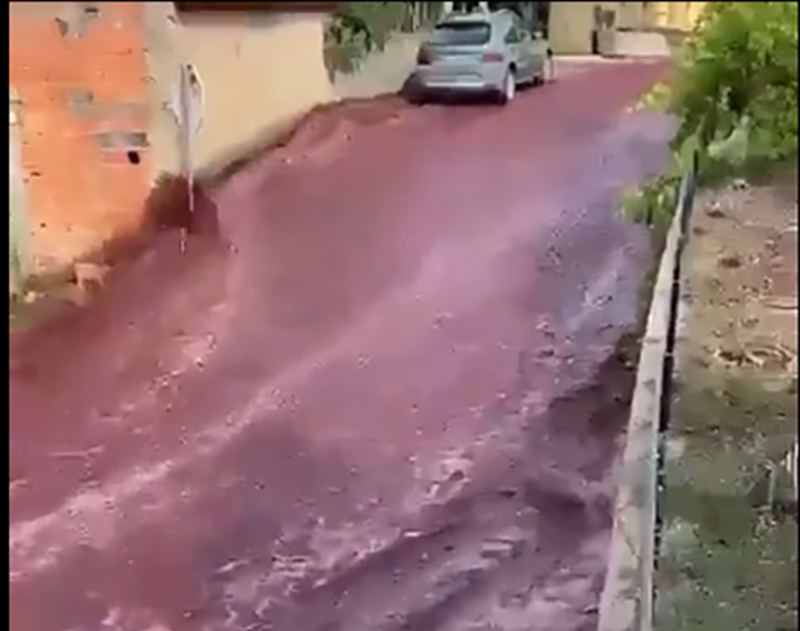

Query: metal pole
left=177, top=63, right=194, bottom=254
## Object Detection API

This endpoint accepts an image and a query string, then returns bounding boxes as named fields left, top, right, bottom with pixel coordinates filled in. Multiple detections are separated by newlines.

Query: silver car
left=411, top=9, right=553, bottom=105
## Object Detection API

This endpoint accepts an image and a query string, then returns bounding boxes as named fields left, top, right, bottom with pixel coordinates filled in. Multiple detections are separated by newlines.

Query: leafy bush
left=324, top=2, right=438, bottom=78
left=673, top=1, right=798, bottom=163
left=624, top=2, right=798, bottom=224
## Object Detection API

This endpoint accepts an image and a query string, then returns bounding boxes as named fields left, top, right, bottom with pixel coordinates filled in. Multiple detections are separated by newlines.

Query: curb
left=597, top=152, right=698, bottom=631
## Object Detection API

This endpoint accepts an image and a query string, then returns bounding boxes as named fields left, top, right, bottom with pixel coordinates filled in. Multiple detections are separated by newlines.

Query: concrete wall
left=145, top=3, right=335, bottom=179
left=597, top=29, right=671, bottom=58
left=548, top=2, right=611, bottom=55
left=9, top=1, right=151, bottom=276
left=8, top=1, right=336, bottom=280
left=332, top=31, right=428, bottom=101
left=548, top=2, right=707, bottom=55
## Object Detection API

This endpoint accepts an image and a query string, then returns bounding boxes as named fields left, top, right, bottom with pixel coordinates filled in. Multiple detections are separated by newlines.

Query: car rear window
left=431, top=21, right=491, bottom=46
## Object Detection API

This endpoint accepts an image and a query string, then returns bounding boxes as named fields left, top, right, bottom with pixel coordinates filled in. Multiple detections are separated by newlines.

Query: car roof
left=438, top=8, right=514, bottom=27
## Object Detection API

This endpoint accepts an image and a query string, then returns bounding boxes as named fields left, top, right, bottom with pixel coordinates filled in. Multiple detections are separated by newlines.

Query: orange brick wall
left=10, top=2, right=150, bottom=275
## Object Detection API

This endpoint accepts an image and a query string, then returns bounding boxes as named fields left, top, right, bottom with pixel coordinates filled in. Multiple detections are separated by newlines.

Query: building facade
left=9, top=1, right=336, bottom=281
left=549, top=1, right=707, bottom=54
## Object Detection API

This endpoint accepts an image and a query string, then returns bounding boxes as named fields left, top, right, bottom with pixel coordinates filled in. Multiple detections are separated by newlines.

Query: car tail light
left=416, top=48, right=431, bottom=65
left=482, top=52, right=504, bottom=63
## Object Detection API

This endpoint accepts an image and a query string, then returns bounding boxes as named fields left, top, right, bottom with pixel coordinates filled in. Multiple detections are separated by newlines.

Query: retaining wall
left=598, top=157, right=697, bottom=631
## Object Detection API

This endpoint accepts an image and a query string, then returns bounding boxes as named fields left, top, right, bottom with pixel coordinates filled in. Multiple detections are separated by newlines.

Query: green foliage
left=621, top=133, right=700, bottom=226
left=324, top=2, right=440, bottom=78
left=636, top=81, right=672, bottom=112
left=623, top=2, right=799, bottom=225
left=673, top=1, right=798, bottom=160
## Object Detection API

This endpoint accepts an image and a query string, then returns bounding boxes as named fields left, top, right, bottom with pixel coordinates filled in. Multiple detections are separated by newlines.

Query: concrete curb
left=597, top=157, right=697, bottom=631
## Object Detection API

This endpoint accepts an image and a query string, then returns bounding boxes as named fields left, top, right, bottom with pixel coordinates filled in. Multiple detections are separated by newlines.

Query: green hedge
left=674, top=1, right=798, bottom=166
left=624, top=2, right=798, bottom=224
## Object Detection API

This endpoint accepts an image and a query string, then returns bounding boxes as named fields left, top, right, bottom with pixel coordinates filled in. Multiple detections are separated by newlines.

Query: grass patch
left=657, top=163, right=798, bottom=631
left=658, top=371, right=798, bottom=631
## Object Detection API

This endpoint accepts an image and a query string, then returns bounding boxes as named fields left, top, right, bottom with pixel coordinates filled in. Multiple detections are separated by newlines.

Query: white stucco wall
left=332, top=31, right=428, bottom=101
left=145, top=3, right=336, bottom=179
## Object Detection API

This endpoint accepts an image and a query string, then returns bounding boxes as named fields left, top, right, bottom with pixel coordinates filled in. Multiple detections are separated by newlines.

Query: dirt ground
left=658, top=166, right=798, bottom=631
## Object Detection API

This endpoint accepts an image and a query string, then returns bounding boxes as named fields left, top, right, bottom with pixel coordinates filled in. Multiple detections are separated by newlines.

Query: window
left=505, top=26, right=521, bottom=44
left=432, top=21, right=492, bottom=46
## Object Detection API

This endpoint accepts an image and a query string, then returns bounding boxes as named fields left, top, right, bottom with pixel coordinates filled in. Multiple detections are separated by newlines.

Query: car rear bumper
left=411, top=65, right=506, bottom=94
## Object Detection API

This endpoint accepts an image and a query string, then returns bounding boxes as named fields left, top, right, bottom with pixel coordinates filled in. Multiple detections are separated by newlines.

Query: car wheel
left=498, top=69, right=515, bottom=105
left=409, top=91, right=428, bottom=106
left=402, top=79, right=428, bottom=106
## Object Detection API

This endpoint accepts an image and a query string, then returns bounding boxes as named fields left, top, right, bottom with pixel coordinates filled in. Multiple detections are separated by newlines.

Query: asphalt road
left=10, top=59, right=674, bottom=631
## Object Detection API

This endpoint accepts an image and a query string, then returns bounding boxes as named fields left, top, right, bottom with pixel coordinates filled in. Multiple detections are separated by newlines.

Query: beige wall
left=145, top=3, right=335, bottom=181
left=548, top=2, right=589, bottom=55
left=549, top=2, right=708, bottom=55
left=9, top=2, right=336, bottom=281
left=10, top=2, right=428, bottom=282
left=548, top=2, right=611, bottom=55
left=643, top=1, right=707, bottom=31
left=616, top=2, right=645, bottom=30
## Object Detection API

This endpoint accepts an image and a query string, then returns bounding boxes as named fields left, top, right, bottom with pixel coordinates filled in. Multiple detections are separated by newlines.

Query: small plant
left=623, top=2, right=799, bottom=225
left=674, top=2, right=798, bottom=159
left=621, top=134, right=700, bottom=226
left=324, top=2, right=422, bottom=79
left=636, top=81, right=672, bottom=113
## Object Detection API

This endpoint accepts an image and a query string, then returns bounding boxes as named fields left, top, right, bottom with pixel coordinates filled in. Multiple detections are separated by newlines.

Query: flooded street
left=10, top=60, right=674, bottom=631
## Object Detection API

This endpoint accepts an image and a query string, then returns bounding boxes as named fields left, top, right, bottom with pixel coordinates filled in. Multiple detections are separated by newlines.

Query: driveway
left=10, top=59, right=673, bottom=631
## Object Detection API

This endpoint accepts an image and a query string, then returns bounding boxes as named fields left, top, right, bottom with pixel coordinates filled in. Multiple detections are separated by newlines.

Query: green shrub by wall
left=624, top=2, right=798, bottom=224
